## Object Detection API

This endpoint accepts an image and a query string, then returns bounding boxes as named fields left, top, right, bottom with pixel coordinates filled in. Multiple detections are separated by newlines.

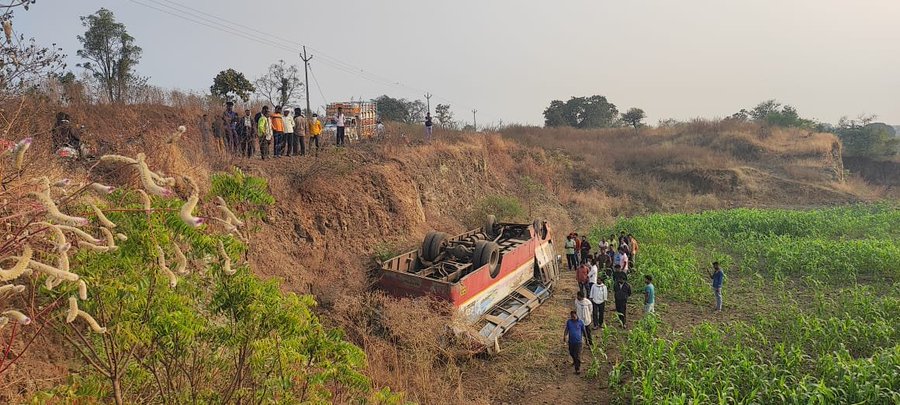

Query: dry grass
left=501, top=119, right=871, bottom=213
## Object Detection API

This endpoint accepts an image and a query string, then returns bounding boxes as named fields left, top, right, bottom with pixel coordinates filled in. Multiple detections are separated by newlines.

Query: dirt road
left=466, top=269, right=650, bottom=405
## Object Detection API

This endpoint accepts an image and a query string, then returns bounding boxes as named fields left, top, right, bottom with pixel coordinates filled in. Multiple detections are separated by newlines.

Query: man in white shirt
left=282, top=108, right=295, bottom=156
left=334, top=107, right=346, bottom=147
left=574, top=291, right=593, bottom=346
left=590, top=276, right=608, bottom=329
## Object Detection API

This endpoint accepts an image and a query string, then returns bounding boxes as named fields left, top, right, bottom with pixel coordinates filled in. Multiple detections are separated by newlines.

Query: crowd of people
left=198, top=101, right=327, bottom=160
left=562, top=231, right=725, bottom=374
left=199, top=102, right=435, bottom=160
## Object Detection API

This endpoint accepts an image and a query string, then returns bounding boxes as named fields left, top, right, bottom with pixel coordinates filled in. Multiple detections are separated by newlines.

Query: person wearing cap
left=309, top=113, right=322, bottom=155
left=282, top=107, right=295, bottom=157
left=50, top=112, right=82, bottom=156
left=293, top=108, right=307, bottom=156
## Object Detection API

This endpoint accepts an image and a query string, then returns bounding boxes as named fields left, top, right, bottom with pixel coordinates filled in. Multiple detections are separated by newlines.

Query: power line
left=128, top=0, right=483, bottom=117
left=143, top=0, right=426, bottom=95
left=308, top=64, right=328, bottom=107
left=126, top=0, right=296, bottom=54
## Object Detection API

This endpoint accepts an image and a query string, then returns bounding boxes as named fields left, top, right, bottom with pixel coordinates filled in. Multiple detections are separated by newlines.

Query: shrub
left=0, top=142, right=398, bottom=404
left=471, top=195, right=525, bottom=225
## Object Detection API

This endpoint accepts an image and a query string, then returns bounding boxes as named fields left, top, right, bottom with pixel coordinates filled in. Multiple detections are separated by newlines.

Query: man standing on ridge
left=563, top=310, right=585, bottom=375
left=294, top=108, right=307, bottom=156
left=282, top=107, right=295, bottom=157
left=257, top=106, right=272, bottom=160
left=270, top=105, right=285, bottom=157
left=334, top=107, right=346, bottom=147
left=309, top=113, right=322, bottom=155
left=424, top=112, right=434, bottom=143
left=223, top=101, right=239, bottom=155
left=239, top=108, right=256, bottom=158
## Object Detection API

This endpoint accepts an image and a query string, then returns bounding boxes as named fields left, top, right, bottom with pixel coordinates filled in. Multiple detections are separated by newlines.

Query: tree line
left=728, top=99, right=898, bottom=159
left=543, top=95, right=646, bottom=129
left=544, top=95, right=897, bottom=159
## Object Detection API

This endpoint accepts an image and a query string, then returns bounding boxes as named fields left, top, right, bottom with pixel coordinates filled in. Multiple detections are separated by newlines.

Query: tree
left=0, top=0, right=67, bottom=92
left=375, top=95, right=408, bottom=122
left=837, top=120, right=899, bottom=158
left=76, top=8, right=144, bottom=103
left=254, top=60, right=302, bottom=107
left=542, top=100, right=568, bottom=127
left=434, top=104, right=454, bottom=128
left=210, top=69, right=255, bottom=102
left=622, top=108, right=646, bottom=129
left=374, top=95, right=426, bottom=124
left=543, top=96, right=619, bottom=128
left=407, top=99, right=427, bottom=124
left=739, top=99, right=817, bottom=129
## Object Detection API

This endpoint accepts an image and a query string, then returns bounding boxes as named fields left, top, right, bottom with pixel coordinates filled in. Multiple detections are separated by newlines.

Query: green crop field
left=590, top=204, right=900, bottom=404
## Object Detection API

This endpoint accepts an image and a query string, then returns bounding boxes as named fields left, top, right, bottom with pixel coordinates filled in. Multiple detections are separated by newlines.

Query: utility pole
left=300, top=46, right=313, bottom=116
left=424, top=92, right=432, bottom=114
left=472, top=109, right=477, bottom=132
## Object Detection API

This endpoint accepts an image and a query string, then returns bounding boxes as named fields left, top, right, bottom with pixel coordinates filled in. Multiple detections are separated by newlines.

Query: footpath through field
left=472, top=269, right=636, bottom=405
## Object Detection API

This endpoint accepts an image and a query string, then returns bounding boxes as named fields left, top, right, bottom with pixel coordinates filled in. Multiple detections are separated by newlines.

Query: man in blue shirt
left=643, top=274, right=656, bottom=314
left=563, top=310, right=585, bottom=374
left=709, top=261, right=725, bottom=311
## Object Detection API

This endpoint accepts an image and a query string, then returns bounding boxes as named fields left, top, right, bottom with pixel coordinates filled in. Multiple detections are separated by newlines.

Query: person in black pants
left=334, top=107, right=346, bottom=146
left=590, top=275, right=608, bottom=329
left=614, top=277, right=632, bottom=328
left=563, top=311, right=585, bottom=374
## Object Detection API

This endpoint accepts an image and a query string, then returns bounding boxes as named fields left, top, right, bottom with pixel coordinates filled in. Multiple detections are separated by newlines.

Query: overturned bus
left=376, top=216, right=560, bottom=353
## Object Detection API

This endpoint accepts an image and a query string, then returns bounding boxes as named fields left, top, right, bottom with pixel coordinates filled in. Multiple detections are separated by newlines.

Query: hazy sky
left=14, top=0, right=900, bottom=126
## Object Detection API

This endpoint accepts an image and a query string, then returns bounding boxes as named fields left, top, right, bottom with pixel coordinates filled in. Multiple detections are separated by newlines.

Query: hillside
left=0, top=103, right=890, bottom=403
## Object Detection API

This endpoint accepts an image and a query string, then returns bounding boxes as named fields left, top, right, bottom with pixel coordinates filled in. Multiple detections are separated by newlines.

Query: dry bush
left=332, top=293, right=474, bottom=405
left=564, top=189, right=631, bottom=224
left=784, top=164, right=829, bottom=182
left=764, top=127, right=837, bottom=158
left=830, top=174, right=886, bottom=200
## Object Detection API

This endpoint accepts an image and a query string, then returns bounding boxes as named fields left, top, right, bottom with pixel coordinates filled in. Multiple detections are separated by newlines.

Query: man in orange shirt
left=627, top=233, right=639, bottom=266
left=271, top=105, right=285, bottom=157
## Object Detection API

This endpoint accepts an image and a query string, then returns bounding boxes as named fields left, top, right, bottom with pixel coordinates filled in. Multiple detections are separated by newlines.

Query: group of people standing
left=200, top=101, right=325, bottom=159
left=562, top=231, right=725, bottom=374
